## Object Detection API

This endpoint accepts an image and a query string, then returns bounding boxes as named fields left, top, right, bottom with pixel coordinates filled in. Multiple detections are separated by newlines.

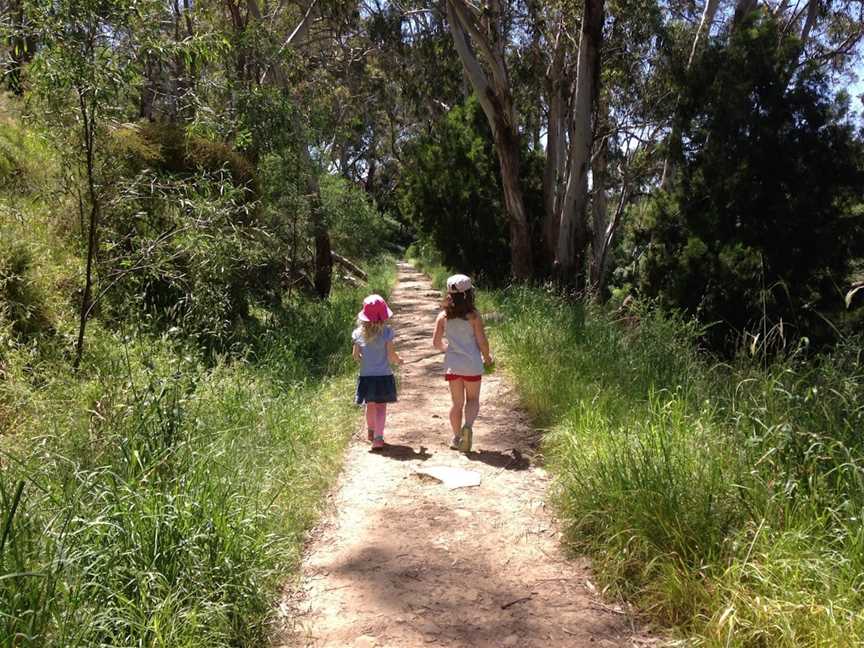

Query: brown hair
left=444, top=289, right=476, bottom=319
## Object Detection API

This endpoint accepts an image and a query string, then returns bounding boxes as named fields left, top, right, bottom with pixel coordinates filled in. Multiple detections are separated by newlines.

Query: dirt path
left=277, top=263, right=654, bottom=648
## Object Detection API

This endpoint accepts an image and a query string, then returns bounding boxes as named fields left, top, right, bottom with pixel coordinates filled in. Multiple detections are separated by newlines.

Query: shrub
left=627, top=17, right=864, bottom=352
left=397, top=98, right=530, bottom=283
left=0, top=235, right=52, bottom=339
left=110, top=122, right=256, bottom=194
left=320, top=174, right=400, bottom=261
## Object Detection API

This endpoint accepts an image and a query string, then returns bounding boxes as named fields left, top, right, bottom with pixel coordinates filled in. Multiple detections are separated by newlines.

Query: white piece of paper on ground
left=414, top=465, right=481, bottom=489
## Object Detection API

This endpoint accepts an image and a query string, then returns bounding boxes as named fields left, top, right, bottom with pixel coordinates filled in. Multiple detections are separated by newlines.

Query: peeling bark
left=555, top=0, right=604, bottom=286
left=445, top=0, right=534, bottom=279
left=589, top=132, right=609, bottom=296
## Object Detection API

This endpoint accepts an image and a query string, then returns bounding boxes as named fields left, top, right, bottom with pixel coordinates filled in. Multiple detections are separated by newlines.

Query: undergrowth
left=0, top=260, right=395, bottom=647
left=411, top=251, right=864, bottom=646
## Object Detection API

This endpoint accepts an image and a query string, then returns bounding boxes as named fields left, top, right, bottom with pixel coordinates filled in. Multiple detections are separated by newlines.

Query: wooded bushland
left=1, top=0, right=863, bottom=644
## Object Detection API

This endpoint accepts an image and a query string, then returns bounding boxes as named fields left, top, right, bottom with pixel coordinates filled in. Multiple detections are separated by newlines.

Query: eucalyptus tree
left=443, top=0, right=535, bottom=279
left=587, top=0, right=669, bottom=295
left=25, top=0, right=159, bottom=366
left=201, top=0, right=340, bottom=297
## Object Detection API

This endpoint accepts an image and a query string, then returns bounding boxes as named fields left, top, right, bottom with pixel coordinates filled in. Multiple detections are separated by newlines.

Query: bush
left=398, top=98, right=535, bottom=284
left=627, top=16, right=864, bottom=352
left=320, top=174, right=400, bottom=261
left=110, top=122, right=256, bottom=194
left=0, top=235, right=52, bottom=339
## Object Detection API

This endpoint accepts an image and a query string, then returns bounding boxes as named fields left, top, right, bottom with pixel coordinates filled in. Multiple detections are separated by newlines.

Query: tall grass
left=0, top=261, right=395, bottom=648
left=486, top=286, right=864, bottom=646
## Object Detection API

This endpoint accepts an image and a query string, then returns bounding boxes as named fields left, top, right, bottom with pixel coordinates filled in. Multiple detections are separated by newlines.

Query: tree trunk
left=496, top=124, right=533, bottom=280
left=445, top=0, right=534, bottom=280
left=733, top=0, right=759, bottom=27
left=365, top=129, right=378, bottom=194
left=73, top=93, right=99, bottom=369
left=542, top=33, right=566, bottom=265
left=555, top=0, right=603, bottom=285
left=306, top=153, right=332, bottom=299
left=313, top=220, right=333, bottom=298
left=589, top=133, right=609, bottom=297
left=139, top=58, right=157, bottom=120
left=799, top=0, right=819, bottom=53
left=595, top=184, right=628, bottom=300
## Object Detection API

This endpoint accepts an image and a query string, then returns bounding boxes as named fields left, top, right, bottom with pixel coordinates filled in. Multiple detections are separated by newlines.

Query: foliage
left=398, top=97, right=543, bottom=284
left=629, top=16, right=864, bottom=351
left=488, top=285, right=864, bottom=646
left=320, top=174, right=400, bottom=260
left=0, top=262, right=395, bottom=648
left=0, top=120, right=48, bottom=194
left=0, top=235, right=52, bottom=339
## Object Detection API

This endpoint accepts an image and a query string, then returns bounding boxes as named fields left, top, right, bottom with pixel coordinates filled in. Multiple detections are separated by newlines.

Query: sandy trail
left=277, top=263, right=654, bottom=648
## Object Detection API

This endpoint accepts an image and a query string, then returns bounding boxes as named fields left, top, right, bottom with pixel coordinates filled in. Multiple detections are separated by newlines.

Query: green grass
left=0, top=260, right=396, bottom=648
left=406, top=242, right=450, bottom=292
left=485, top=286, right=864, bottom=646
left=409, top=244, right=864, bottom=646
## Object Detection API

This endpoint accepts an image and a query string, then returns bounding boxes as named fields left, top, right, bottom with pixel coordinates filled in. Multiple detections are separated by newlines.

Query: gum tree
left=26, top=0, right=155, bottom=366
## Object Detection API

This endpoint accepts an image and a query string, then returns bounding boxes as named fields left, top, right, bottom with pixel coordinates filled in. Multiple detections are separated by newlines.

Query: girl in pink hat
left=352, top=294, right=403, bottom=449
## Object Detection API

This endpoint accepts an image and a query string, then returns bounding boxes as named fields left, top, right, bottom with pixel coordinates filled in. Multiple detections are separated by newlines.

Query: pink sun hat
left=358, top=294, right=393, bottom=322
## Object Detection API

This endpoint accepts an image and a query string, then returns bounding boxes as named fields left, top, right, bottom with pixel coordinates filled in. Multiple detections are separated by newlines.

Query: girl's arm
left=471, top=312, right=493, bottom=365
left=352, top=343, right=362, bottom=363
left=386, top=341, right=403, bottom=365
left=432, top=311, right=448, bottom=353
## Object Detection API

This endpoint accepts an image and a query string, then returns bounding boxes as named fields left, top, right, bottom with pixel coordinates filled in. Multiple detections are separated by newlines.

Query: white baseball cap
left=446, top=274, right=473, bottom=293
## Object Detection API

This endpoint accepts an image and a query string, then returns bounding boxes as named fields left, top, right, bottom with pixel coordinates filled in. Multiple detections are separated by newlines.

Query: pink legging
left=365, top=402, right=388, bottom=437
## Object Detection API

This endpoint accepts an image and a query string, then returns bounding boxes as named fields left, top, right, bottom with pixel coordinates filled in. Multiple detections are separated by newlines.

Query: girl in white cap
left=353, top=294, right=403, bottom=449
left=432, top=274, right=493, bottom=452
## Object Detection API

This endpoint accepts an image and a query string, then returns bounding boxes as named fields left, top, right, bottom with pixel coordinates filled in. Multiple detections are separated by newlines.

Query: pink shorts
left=445, top=374, right=482, bottom=382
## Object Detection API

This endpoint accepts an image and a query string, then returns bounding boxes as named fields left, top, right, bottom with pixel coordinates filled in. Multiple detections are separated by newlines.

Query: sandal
left=450, top=434, right=462, bottom=450
left=458, top=425, right=473, bottom=452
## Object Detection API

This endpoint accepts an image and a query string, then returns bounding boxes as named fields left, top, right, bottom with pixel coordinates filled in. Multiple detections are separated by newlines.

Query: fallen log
left=332, top=251, right=368, bottom=281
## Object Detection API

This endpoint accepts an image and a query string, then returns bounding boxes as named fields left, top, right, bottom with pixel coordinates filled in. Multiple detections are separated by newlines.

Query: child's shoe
left=449, top=433, right=462, bottom=450
left=458, top=425, right=473, bottom=452
left=367, top=429, right=375, bottom=442
left=372, top=435, right=385, bottom=450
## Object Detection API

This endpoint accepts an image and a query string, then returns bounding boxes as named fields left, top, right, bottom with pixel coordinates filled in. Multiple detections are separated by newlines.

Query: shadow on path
left=464, top=448, right=530, bottom=471
left=370, top=443, right=434, bottom=462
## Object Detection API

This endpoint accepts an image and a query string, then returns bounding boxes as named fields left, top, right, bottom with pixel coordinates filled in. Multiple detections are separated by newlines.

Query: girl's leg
left=463, top=380, right=482, bottom=428
left=375, top=403, right=387, bottom=438
left=448, top=379, right=466, bottom=437
left=365, top=402, right=378, bottom=440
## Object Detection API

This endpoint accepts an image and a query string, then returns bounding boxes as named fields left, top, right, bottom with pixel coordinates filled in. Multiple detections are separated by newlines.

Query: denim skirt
left=355, top=375, right=397, bottom=404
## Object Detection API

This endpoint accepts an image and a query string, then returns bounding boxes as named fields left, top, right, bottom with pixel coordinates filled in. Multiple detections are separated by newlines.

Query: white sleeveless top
left=444, top=316, right=484, bottom=376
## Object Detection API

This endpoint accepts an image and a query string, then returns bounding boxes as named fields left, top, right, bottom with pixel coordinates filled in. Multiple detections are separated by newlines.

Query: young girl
left=353, top=294, right=402, bottom=450
left=432, top=274, right=493, bottom=452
